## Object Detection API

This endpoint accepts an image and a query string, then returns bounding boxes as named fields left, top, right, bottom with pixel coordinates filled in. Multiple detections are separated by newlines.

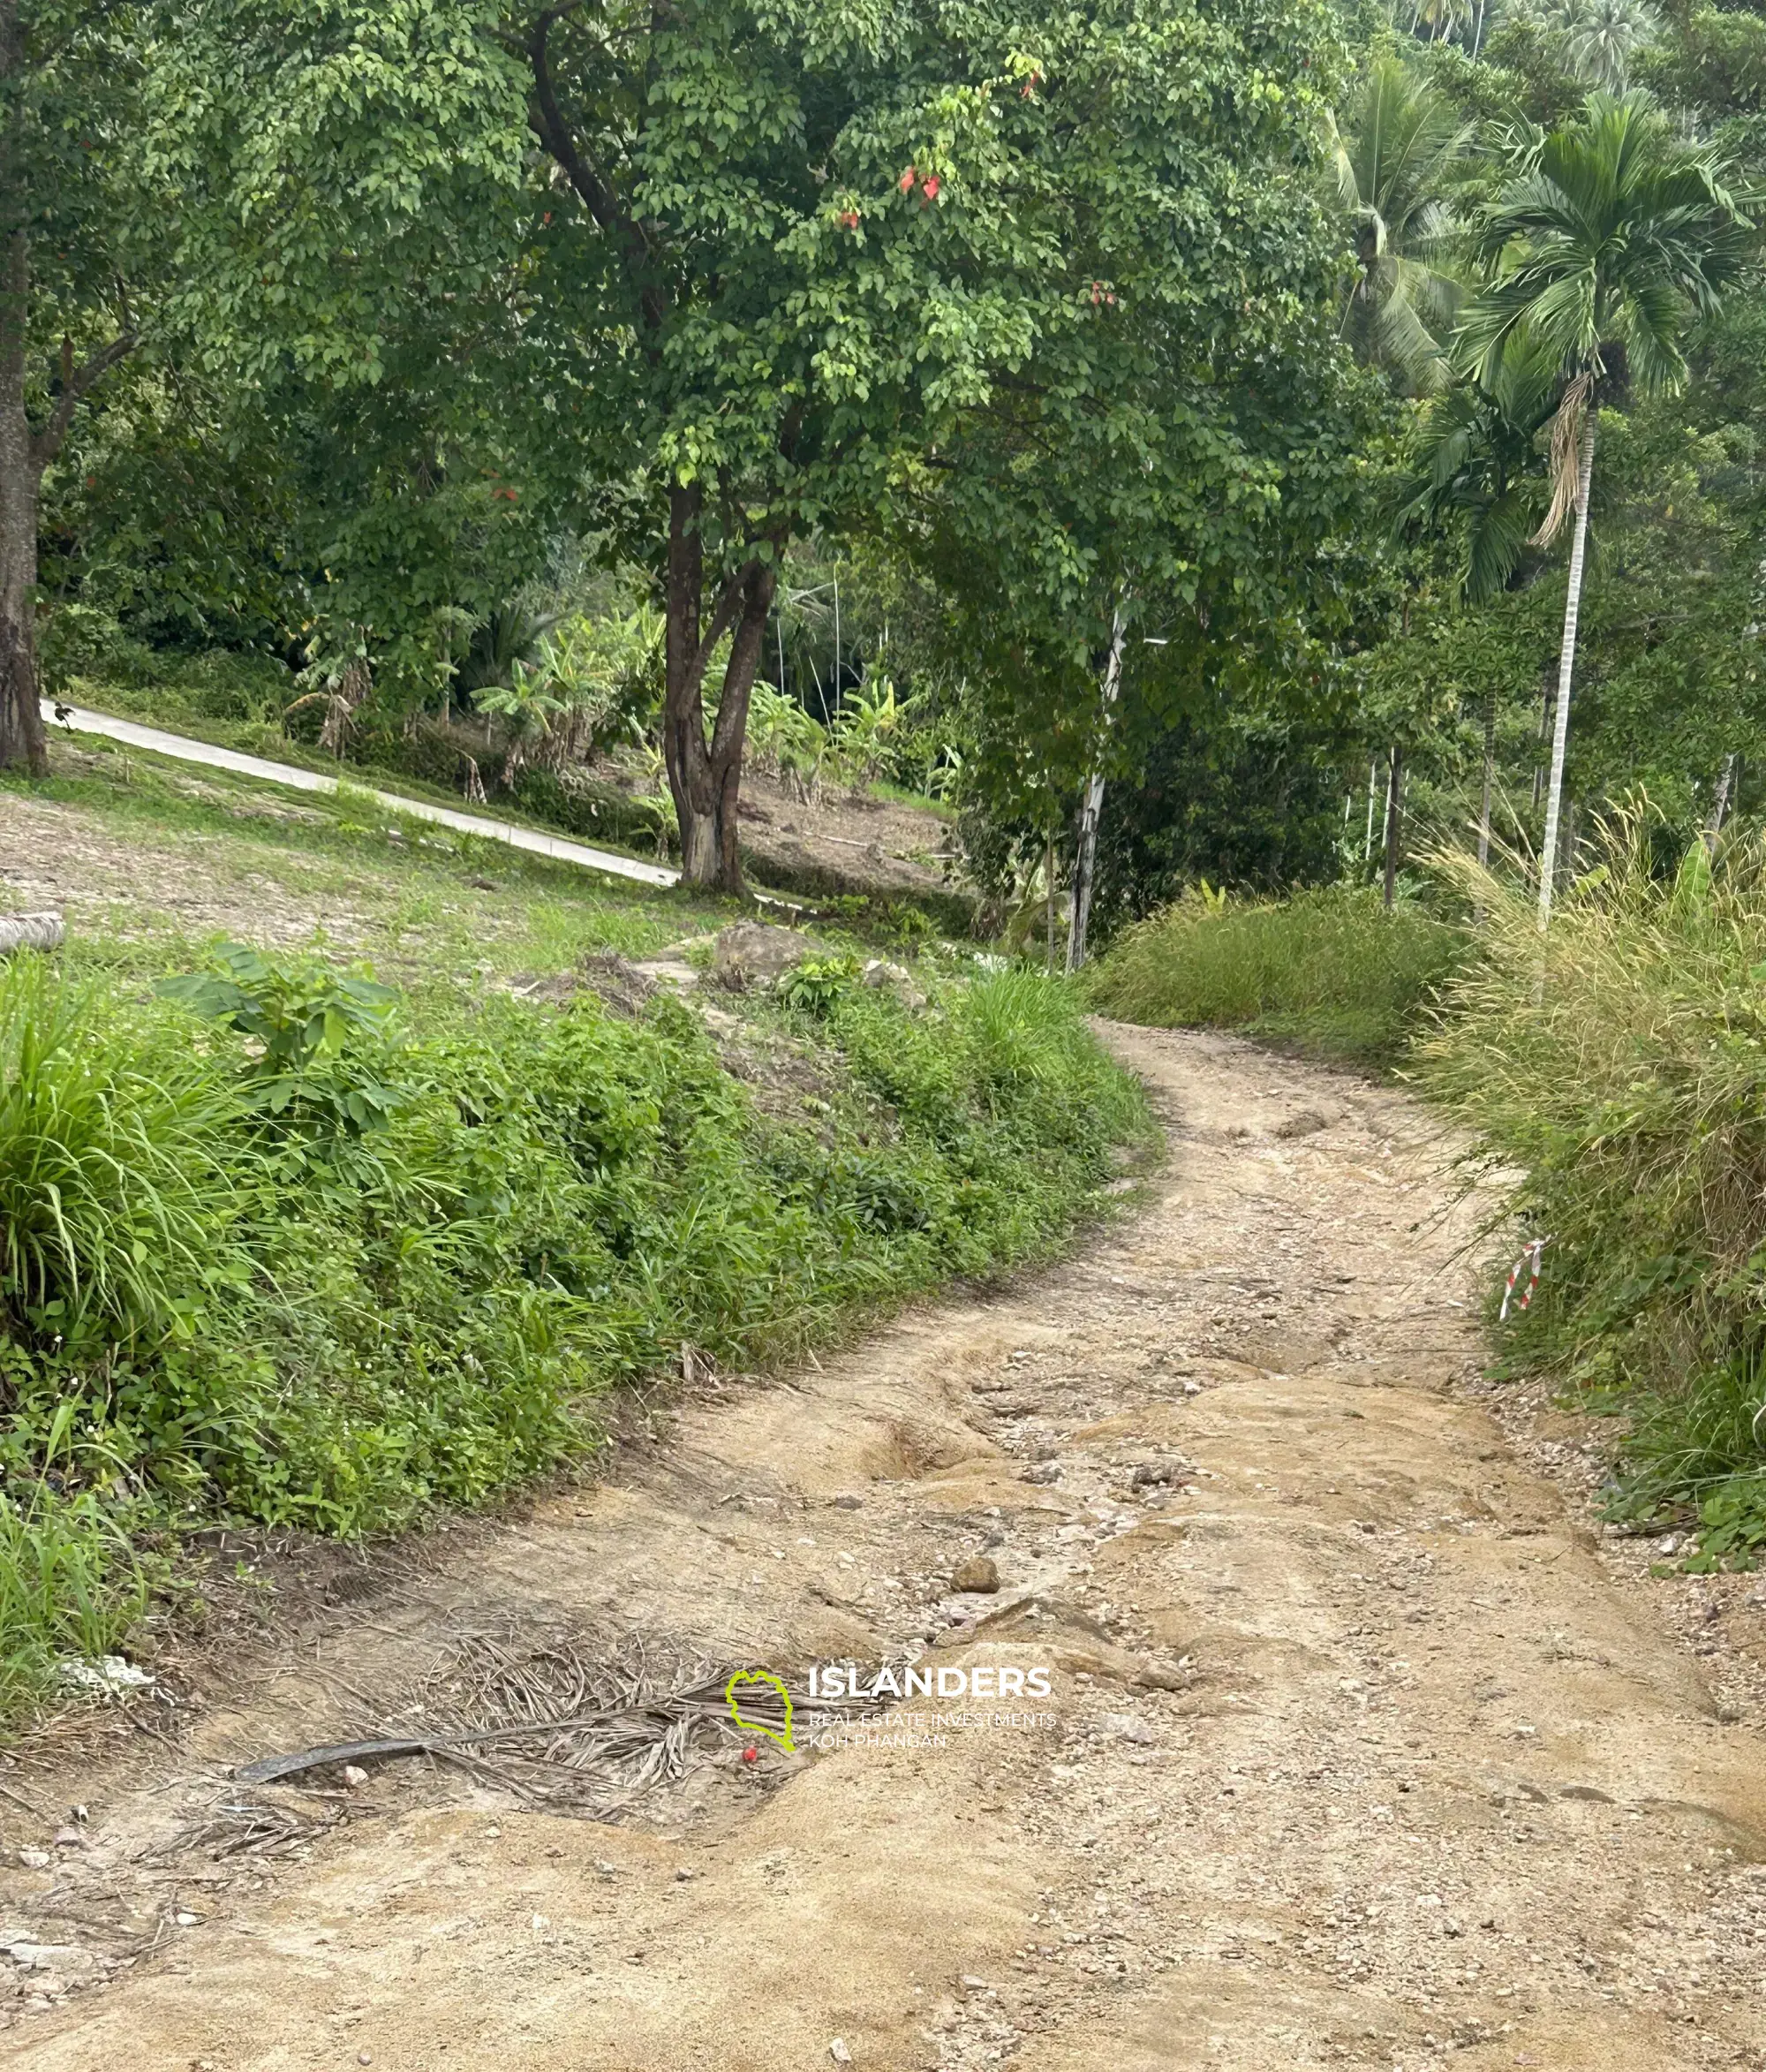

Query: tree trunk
left=1707, top=752, right=1737, bottom=851
left=660, top=483, right=776, bottom=895
left=1065, top=603, right=1127, bottom=973
left=1476, top=682, right=1496, bottom=870
left=1045, top=832, right=1057, bottom=973
left=1382, top=745, right=1403, bottom=910
left=662, top=483, right=721, bottom=886
left=705, top=558, right=775, bottom=892
left=1067, top=768, right=1106, bottom=973
left=0, top=227, right=45, bottom=777
left=1537, top=413, right=1596, bottom=928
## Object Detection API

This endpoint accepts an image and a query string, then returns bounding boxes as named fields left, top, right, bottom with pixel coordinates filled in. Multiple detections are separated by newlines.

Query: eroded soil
left=5, top=1026, right=1766, bottom=2072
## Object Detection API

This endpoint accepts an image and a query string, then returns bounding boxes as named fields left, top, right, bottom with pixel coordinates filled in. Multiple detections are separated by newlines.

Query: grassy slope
left=1418, top=836, right=1766, bottom=1568
left=49, top=677, right=973, bottom=926
left=1086, top=887, right=1468, bottom=1070
left=0, top=740, right=1151, bottom=1710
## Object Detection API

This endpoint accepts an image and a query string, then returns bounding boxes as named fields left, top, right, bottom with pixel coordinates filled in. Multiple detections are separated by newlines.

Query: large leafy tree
left=1459, top=89, right=1753, bottom=922
left=1, top=1, right=525, bottom=775
left=0, top=2, right=145, bottom=775
left=510, top=0, right=1354, bottom=892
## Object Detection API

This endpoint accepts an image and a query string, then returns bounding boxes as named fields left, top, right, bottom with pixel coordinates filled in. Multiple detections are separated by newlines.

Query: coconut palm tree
left=1547, top=0, right=1662, bottom=92
left=1330, top=57, right=1476, bottom=394
left=1457, top=91, right=1752, bottom=924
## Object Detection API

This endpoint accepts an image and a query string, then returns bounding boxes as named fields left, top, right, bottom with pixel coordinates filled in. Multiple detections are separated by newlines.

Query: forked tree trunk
left=1065, top=602, right=1127, bottom=973
left=661, top=483, right=777, bottom=894
left=1537, top=414, right=1596, bottom=928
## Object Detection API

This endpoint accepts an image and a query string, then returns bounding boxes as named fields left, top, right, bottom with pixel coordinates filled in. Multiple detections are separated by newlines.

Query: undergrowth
left=1086, top=884, right=1467, bottom=1068
left=1419, top=813, right=1766, bottom=1569
left=0, top=941, right=1147, bottom=1705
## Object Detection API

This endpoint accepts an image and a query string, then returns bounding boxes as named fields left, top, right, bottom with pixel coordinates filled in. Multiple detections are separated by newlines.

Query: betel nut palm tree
left=1457, top=90, right=1754, bottom=925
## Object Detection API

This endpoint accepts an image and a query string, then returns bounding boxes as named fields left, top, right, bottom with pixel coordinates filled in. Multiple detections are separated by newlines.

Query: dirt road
left=6, top=1025, right=1766, bottom=2071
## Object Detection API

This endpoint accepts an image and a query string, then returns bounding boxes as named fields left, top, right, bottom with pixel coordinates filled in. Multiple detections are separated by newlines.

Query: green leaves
left=157, top=941, right=396, bottom=1077
left=1459, top=90, right=1753, bottom=396
left=157, top=941, right=402, bottom=1142
left=143, top=1, right=529, bottom=389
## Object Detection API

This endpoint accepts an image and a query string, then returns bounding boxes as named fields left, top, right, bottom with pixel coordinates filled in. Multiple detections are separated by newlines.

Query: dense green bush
left=1419, top=820, right=1766, bottom=1566
left=0, top=946, right=1146, bottom=1694
left=1086, top=885, right=1468, bottom=1067
left=42, top=608, right=291, bottom=719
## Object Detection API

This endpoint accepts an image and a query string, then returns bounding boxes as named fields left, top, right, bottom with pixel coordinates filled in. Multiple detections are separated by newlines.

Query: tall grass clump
left=0, top=958, right=250, bottom=1355
left=1420, top=810, right=1766, bottom=1565
left=1088, top=885, right=1467, bottom=1067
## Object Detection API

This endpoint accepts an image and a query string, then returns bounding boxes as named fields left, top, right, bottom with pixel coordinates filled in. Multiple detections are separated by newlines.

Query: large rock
left=712, top=922, right=826, bottom=986
left=861, top=957, right=927, bottom=1011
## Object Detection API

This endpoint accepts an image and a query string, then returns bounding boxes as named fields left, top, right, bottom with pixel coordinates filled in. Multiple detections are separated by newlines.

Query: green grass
left=868, top=776, right=958, bottom=820
left=1417, top=817, right=1766, bottom=1569
left=0, top=1485, right=155, bottom=1718
left=1, top=751, right=1151, bottom=1706
left=14, top=734, right=722, bottom=991
left=1086, top=885, right=1468, bottom=1069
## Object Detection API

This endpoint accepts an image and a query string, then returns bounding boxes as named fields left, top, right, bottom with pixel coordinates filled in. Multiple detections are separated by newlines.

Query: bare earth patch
left=732, top=767, right=961, bottom=905
left=3, top=783, right=379, bottom=949
left=3, top=1028, right=1766, bottom=2069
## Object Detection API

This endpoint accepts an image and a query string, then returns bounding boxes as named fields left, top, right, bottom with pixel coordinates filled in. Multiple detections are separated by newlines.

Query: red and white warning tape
left=1499, top=1237, right=1550, bottom=1321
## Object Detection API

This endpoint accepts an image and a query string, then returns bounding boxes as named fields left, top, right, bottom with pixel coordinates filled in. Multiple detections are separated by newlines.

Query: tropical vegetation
left=11, top=0, right=1766, bottom=1660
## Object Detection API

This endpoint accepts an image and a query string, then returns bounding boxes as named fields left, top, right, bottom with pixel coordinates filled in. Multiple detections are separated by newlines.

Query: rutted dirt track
left=9, top=1025, right=1766, bottom=2070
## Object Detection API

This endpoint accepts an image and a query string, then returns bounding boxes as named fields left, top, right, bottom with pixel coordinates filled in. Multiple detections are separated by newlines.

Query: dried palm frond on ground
left=233, top=1620, right=887, bottom=1809
left=144, top=1791, right=353, bottom=1865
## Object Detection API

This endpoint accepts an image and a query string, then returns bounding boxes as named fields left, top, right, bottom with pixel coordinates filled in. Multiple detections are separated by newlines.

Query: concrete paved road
left=42, top=700, right=681, bottom=890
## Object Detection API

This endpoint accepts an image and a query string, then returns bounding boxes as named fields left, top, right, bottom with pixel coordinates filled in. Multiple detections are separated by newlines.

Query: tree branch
left=30, top=328, right=134, bottom=468
left=528, top=7, right=619, bottom=232
left=686, top=556, right=766, bottom=701
left=526, top=6, right=667, bottom=335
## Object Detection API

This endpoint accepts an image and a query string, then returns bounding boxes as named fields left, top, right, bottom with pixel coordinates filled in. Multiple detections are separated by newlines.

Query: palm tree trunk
left=1536, top=413, right=1596, bottom=929
left=1382, top=745, right=1403, bottom=910
left=1065, top=602, right=1127, bottom=973
left=1045, top=831, right=1057, bottom=973
left=1477, top=682, right=1496, bottom=868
